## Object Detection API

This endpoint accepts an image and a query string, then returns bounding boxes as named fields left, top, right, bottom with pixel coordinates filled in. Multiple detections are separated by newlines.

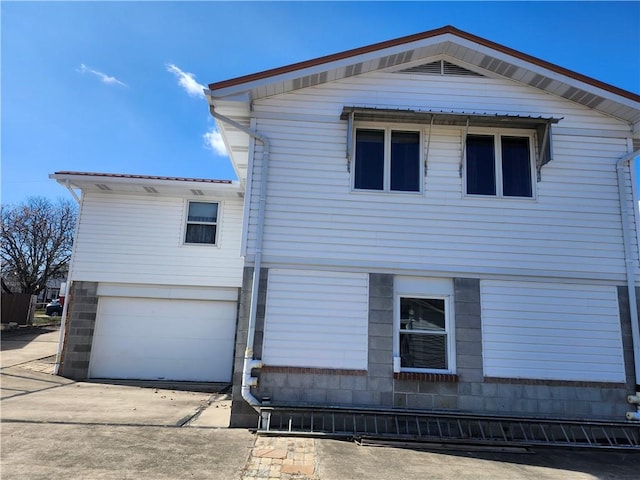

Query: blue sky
left=2, top=1, right=639, bottom=205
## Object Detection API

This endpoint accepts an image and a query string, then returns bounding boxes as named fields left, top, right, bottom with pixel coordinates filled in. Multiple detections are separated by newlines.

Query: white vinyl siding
left=263, top=269, right=369, bottom=369
left=243, top=72, right=637, bottom=282
left=71, top=193, right=244, bottom=287
left=481, top=280, right=625, bottom=383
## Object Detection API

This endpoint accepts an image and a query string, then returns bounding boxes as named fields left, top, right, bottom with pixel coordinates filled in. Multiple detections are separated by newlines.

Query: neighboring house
left=205, top=26, right=640, bottom=427
left=49, top=172, right=244, bottom=383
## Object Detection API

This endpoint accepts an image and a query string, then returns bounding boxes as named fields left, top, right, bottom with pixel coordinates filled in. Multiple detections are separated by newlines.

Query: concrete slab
left=0, top=367, right=73, bottom=400
left=315, top=438, right=640, bottom=480
left=1, top=379, right=213, bottom=426
left=189, top=395, right=232, bottom=428
left=1, top=423, right=255, bottom=480
left=1, top=328, right=60, bottom=368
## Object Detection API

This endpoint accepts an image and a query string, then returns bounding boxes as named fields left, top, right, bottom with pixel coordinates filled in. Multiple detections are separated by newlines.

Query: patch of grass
left=32, top=309, right=61, bottom=326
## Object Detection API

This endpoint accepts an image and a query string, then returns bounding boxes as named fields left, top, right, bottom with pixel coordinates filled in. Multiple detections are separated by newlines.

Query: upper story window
left=354, top=127, right=421, bottom=193
left=465, top=132, right=534, bottom=198
left=185, top=201, right=218, bottom=245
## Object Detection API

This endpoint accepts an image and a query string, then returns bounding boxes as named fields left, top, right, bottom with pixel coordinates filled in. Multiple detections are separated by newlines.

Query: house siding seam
left=58, top=281, right=99, bottom=380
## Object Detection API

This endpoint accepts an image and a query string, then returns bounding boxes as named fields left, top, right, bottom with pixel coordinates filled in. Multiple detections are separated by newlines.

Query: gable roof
left=207, top=25, right=639, bottom=126
left=209, top=25, right=638, bottom=102
left=207, top=26, right=640, bottom=184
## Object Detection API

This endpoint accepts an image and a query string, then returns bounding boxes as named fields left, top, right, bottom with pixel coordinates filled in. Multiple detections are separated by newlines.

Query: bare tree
left=1, top=197, right=77, bottom=295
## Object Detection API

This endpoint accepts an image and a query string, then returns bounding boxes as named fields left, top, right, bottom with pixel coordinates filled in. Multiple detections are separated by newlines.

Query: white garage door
left=89, top=297, right=236, bottom=382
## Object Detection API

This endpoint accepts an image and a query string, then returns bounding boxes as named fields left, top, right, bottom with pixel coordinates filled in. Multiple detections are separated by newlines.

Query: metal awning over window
left=341, top=106, right=562, bottom=180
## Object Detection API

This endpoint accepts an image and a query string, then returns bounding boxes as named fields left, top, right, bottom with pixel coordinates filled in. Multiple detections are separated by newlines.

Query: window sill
left=394, top=372, right=458, bottom=382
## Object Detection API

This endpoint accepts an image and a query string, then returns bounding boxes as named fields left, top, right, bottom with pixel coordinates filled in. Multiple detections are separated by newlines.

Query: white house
left=49, top=172, right=244, bottom=383
left=205, top=26, right=640, bottom=427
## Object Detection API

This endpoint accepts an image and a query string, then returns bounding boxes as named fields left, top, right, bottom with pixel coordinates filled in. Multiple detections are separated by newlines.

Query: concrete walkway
left=2, top=327, right=639, bottom=479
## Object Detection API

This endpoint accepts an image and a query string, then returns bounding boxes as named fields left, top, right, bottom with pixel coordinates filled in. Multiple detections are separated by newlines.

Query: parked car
left=45, top=299, right=63, bottom=316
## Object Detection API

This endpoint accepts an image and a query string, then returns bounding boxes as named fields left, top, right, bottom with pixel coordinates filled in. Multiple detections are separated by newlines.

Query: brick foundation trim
left=393, top=372, right=459, bottom=382
left=261, top=366, right=367, bottom=376
left=484, top=376, right=626, bottom=388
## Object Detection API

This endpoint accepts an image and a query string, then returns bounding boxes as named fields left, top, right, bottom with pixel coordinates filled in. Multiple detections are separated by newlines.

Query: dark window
left=466, top=133, right=533, bottom=198
left=185, top=202, right=218, bottom=244
left=399, top=297, right=448, bottom=370
left=466, top=134, right=496, bottom=195
left=354, top=129, right=384, bottom=190
left=502, top=136, right=532, bottom=197
left=391, top=131, right=420, bottom=192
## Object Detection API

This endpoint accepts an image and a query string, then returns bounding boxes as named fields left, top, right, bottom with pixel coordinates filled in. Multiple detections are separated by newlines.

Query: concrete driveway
left=2, top=327, right=639, bottom=480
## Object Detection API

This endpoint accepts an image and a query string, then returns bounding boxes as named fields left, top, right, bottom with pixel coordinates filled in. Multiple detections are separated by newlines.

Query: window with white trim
left=395, top=277, right=455, bottom=374
left=399, top=297, right=451, bottom=371
left=354, top=127, right=421, bottom=192
left=185, top=201, right=218, bottom=245
left=465, top=131, right=535, bottom=198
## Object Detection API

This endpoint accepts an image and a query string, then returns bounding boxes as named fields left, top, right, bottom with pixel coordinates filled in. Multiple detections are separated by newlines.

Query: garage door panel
left=89, top=297, right=236, bottom=382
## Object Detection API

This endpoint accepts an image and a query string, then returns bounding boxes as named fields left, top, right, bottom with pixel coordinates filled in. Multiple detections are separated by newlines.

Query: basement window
left=399, top=297, right=452, bottom=372
left=354, top=127, right=421, bottom=193
left=185, top=201, right=218, bottom=245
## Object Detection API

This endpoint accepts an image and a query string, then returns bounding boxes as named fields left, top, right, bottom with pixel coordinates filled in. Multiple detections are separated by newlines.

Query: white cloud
left=203, top=127, right=228, bottom=156
left=166, top=64, right=205, bottom=97
left=78, top=64, right=127, bottom=87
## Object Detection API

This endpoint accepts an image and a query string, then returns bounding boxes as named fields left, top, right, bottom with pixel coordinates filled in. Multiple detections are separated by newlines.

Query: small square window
left=185, top=201, right=218, bottom=245
left=466, top=133, right=533, bottom=198
left=354, top=127, right=421, bottom=192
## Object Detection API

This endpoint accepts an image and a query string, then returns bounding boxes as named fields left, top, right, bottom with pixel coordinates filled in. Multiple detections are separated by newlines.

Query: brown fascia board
left=208, top=25, right=640, bottom=103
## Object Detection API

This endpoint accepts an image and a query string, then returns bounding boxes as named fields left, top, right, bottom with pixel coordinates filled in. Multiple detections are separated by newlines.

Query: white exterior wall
left=245, top=72, right=637, bottom=283
left=71, top=192, right=244, bottom=287
left=263, top=269, right=369, bottom=369
left=481, top=280, right=625, bottom=382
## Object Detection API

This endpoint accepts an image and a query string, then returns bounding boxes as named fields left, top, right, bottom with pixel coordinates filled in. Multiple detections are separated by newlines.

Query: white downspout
left=206, top=95, right=266, bottom=411
left=616, top=148, right=640, bottom=420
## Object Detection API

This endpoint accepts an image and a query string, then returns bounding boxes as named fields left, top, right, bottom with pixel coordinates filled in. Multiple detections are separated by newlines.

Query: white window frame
left=351, top=123, right=424, bottom=194
left=183, top=200, right=220, bottom=247
left=463, top=128, right=537, bottom=200
left=393, top=277, right=456, bottom=374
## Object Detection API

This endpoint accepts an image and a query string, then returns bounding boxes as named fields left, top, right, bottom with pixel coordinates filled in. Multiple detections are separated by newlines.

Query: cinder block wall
left=58, top=281, right=98, bottom=380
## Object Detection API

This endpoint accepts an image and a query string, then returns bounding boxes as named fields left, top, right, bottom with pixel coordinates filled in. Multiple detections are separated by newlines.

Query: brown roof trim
left=54, top=171, right=234, bottom=184
left=208, top=25, right=639, bottom=103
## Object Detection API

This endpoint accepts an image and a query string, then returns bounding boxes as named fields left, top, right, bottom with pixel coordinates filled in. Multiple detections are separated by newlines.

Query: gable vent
left=95, top=184, right=111, bottom=191
left=378, top=50, right=414, bottom=69
left=292, top=71, right=328, bottom=90
left=398, top=60, right=483, bottom=77
left=191, top=189, right=204, bottom=196
left=143, top=186, right=158, bottom=193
